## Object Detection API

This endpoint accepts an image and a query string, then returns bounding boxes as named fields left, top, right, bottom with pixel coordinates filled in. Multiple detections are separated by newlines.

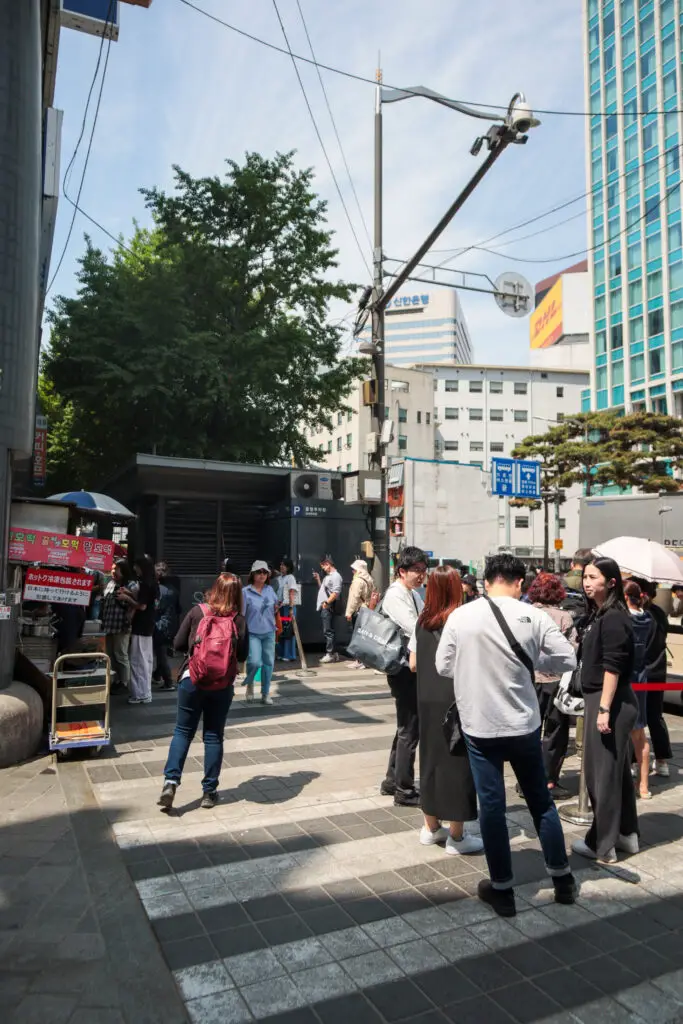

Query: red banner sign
left=33, top=415, right=47, bottom=488
left=8, top=529, right=116, bottom=571
left=24, top=568, right=93, bottom=607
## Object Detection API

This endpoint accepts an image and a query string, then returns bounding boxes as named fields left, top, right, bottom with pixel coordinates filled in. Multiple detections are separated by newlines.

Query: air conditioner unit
left=290, top=471, right=342, bottom=501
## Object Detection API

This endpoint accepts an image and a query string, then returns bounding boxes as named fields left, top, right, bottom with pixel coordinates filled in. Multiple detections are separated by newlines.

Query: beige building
left=308, top=365, right=436, bottom=472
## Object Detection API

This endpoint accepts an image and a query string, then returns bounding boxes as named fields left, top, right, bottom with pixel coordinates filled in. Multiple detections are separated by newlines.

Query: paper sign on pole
left=23, top=568, right=93, bottom=607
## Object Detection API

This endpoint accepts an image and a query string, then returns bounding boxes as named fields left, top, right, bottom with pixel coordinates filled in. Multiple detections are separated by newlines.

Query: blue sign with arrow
left=516, top=460, right=541, bottom=499
left=491, top=458, right=540, bottom=499
left=491, top=458, right=515, bottom=496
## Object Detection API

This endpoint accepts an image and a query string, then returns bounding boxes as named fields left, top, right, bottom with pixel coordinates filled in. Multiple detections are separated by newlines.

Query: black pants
left=153, top=635, right=173, bottom=686
left=647, top=689, right=672, bottom=760
left=543, top=703, right=571, bottom=785
left=320, top=608, right=336, bottom=654
left=584, top=688, right=639, bottom=858
left=384, top=666, right=419, bottom=797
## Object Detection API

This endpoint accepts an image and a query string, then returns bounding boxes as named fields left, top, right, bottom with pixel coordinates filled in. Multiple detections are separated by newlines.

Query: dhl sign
left=530, top=277, right=563, bottom=350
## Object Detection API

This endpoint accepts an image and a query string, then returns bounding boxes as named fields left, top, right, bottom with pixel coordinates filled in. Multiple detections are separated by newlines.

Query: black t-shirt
left=579, top=606, right=635, bottom=695
left=131, top=581, right=159, bottom=637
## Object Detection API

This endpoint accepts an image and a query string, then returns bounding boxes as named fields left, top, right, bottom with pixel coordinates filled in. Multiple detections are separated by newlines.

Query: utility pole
left=554, top=493, right=562, bottom=573
left=369, top=68, right=388, bottom=592
left=362, top=88, right=539, bottom=592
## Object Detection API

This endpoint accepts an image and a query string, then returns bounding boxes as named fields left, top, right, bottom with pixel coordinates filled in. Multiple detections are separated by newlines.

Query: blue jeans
left=245, top=631, right=276, bottom=695
left=464, top=728, right=571, bottom=889
left=164, top=678, right=233, bottom=793
left=276, top=606, right=297, bottom=661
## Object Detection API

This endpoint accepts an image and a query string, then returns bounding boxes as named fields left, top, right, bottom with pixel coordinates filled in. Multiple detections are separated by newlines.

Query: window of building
left=433, top=378, right=439, bottom=391
left=623, top=61, right=637, bottom=92
left=346, top=433, right=352, bottom=447
left=610, top=287, right=622, bottom=314
left=391, top=379, right=409, bottom=393
left=490, top=441, right=504, bottom=453
left=337, top=412, right=343, bottom=426
left=648, top=270, right=663, bottom=299
left=444, top=407, right=458, bottom=420
left=336, top=437, right=342, bottom=451
left=469, top=441, right=484, bottom=452
left=602, top=9, right=614, bottom=36
left=514, top=382, right=528, bottom=395
left=628, top=279, right=643, bottom=305
left=667, top=147, right=681, bottom=177
left=557, top=412, right=565, bottom=422
left=648, top=308, right=664, bottom=336
left=327, top=440, right=332, bottom=453
left=670, top=222, right=683, bottom=252
left=559, top=518, right=566, bottom=529
left=416, top=411, right=422, bottom=424
left=514, top=517, right=529, bottom=529
left=640, top=47, right=656, bottom=79
left=489, top=380, right=503, bottom=393
left=398, top=435, right=408, bottom=452
left=426, top=412, right=431, bottom=425
left=444, top=440, right=458, bottom=451
left=664, top=71, right=678, bottom=102
left=556, top=386, right=564, bottom=398
left=631, top=352, right=645, bottom=380
left=645, top=196, right=661, bottom=226
left=609, top=250, right=621, bottom=277
left=627, top=240, right=641, bottom=270
left=347, top=410, right=353, bottom=422
left=596, top=329, right=607, bottom=355
left=605, top=112, right=617, bottom=138
left=489, top=408, right=504, bottom=422
left=398, top=407, right=407, bottom=423
left=346, top=463, right=352, bottom=472
left=630, top=315, right=644, bottom=343
left=650, top=348, right=664, bottom=375
left=469, top=408, right=483, bottom=421
left=611, top=323, right=623, bottom=349
left=671, top=262, right=683, bottom=291
left=604, top=46, right=615, bottom=73
left=671, top=300, right=683, bottom=330
left=469, top=380, right=483, bottom=393
left=445, top=379, right=459, bottom=391
left=514, top=410, right=528, bottom=423
left=639, top=11, right=654, bottom=42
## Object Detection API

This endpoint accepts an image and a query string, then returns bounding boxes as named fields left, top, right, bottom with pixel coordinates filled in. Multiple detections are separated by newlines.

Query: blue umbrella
left=47, top=491, right=135, bottom=518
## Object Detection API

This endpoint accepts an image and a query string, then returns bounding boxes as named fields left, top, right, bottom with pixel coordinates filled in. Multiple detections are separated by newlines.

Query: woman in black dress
left=573, top=557, right=639, bottom=864
left=409, top=566, right=482, bottom=855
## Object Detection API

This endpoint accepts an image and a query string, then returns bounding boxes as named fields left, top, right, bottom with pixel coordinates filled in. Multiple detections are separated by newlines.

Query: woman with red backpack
left=158, top=573, right=247, bottom=810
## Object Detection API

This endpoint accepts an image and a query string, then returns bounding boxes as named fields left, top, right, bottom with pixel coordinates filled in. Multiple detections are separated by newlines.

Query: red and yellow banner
left=530, top=277, right=563, bottom=350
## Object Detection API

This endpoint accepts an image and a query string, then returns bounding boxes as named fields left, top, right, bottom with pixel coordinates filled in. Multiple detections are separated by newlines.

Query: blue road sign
left=516, top=460, right=541, bottom=499
left=491, top=458, right=515, bottom=496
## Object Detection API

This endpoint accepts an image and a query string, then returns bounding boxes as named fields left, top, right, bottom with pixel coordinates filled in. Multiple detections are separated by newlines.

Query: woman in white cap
left=345, top=559, right=374, bottom=669
left=242, top=560, right=278, bottom=705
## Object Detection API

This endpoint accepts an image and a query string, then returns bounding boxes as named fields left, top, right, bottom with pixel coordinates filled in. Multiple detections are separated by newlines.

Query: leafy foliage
left=42, top=153, right=362, bottom=487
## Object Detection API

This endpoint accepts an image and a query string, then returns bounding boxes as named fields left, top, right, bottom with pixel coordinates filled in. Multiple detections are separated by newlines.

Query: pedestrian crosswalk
left=85, top=664, right=683, bottom=1024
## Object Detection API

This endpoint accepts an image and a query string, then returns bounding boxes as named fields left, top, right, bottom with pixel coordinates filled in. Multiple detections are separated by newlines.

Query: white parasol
left=592, top=536, right=683, bottom=585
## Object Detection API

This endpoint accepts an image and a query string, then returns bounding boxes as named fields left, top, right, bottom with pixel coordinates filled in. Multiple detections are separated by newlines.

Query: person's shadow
left=168, top=770, right=320, bottom=816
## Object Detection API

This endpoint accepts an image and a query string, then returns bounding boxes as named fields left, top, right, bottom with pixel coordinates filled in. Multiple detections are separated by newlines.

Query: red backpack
left=189, top=605, right=238, bottom=690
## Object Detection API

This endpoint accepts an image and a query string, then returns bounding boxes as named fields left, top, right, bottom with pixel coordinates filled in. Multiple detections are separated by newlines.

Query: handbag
left=346, top=601, right=405, bottom=675
left=442, top=702, right=463, bottom=753
left=485, top=596, right=536, bottom=686
left=553, top=669, right=585, bottom=715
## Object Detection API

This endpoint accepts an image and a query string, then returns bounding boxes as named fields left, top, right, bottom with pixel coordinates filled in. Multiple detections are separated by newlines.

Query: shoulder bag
left=485, top=596, right=536, bottom=686
left=346, top=592, right=418, bottom=676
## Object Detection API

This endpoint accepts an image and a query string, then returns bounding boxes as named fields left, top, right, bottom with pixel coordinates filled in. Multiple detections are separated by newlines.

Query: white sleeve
left=536, top=615, right=577, bottom=675
left=435, top=618, right=457, bottom=678
left=383, top=588, right=418, bottom=637
left=408, top=626, right=417, bottom=654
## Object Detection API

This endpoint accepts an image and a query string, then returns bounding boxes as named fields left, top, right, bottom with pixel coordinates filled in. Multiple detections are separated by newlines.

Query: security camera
left=507, top=93, right=541, bottom=135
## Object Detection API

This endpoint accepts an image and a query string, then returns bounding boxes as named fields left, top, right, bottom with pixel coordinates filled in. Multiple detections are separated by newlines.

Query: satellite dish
left=494, top=271, right=534, bottom=318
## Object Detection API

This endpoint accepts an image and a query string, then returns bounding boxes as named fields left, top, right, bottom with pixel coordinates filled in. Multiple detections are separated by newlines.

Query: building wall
left=423, top=364, right=589, bottom=558
left=308, top=365, right=436, bottom=472
left=359, top=288, right=473, bottom=366
left=584, top=0, right=683, bottom=416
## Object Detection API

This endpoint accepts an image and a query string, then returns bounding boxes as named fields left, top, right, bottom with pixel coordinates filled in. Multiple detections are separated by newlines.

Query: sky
left=49, top=0, right=589, bottom=366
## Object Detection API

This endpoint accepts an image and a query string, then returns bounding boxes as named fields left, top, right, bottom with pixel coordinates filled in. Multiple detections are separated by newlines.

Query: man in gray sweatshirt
left=436, top=554, right=577, bottom=917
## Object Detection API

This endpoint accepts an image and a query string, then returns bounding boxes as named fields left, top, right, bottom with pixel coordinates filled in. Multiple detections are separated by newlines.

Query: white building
left=308, top=365, right=436, bottom=472
left=419, top=363, right=590, bottom=560
left=358, top=288, right=472, bottom=366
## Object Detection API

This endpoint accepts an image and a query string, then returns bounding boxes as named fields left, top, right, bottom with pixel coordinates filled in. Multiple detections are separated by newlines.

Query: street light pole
left=365, top=88, right=540, bottom=592
left=369, top=70, right=388, bottom=591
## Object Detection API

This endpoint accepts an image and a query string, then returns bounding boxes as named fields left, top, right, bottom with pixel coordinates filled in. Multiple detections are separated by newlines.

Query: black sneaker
left=477, top=878, right=516, bottom=917
left=380, top=781, right=396, bottom=797
left=158, top=781, right=176, bottom=809
left=549, top=784, right=572, bottom=801
left=201, top=791, right=219, bottom=809
left=553, top=873, right=577, bottom=905
left=394, top=790, right=421, bottom=808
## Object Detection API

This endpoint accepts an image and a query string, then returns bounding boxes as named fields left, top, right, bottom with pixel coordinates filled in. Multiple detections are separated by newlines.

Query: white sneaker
left=261, top=695, right=274, bottom=706
left=616, top=832, right=639, bottom=855
left=446, top=834, right=485, bottom=856
left=572, top=838, right=617, bottom=863
left=245, top=683, right=254, bottom=702
left=654, top=761, right=670, bottom=777
left=320, top=653, right=339, bottom=664
left=127, top=697, right=142, bottom=705
left=419, top=825, right=448, bottom=846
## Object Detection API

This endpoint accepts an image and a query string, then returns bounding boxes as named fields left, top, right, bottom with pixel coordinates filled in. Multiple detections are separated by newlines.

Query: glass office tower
left=583, top=0, right=683, bottom=416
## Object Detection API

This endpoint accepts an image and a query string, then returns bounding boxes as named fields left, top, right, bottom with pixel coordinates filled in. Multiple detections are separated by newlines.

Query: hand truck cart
left=49, top=652, right=111, bottom=758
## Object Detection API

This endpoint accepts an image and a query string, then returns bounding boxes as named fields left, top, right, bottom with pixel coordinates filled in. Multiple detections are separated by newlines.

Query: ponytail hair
left=624, top=580, right=644, bottom=610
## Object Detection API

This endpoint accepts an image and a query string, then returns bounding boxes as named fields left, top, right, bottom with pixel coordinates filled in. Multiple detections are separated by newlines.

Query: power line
left=176, top=0, right=683, bottom=122
left=47, top=2, right=114, bottom=296
left=295, top=0, right=372, bottom=251
left=270, top=0, right=371, bottom=276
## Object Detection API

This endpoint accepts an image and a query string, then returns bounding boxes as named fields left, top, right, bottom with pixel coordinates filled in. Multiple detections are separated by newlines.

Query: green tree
left=607, top=411, right=683, bottom=492
left=513, top=412, right=620, bottom=497
left=43, top=152, right=362, bottom=487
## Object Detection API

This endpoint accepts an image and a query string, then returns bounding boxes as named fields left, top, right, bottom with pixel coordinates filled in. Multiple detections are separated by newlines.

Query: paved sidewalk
left=2, top=663, right=683, bottom=1023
